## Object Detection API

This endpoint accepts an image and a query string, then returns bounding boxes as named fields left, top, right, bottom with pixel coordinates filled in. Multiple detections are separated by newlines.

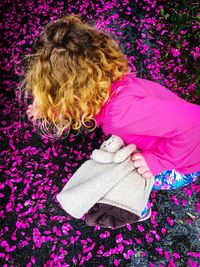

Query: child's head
left=21, top=14, right=129, bottom=138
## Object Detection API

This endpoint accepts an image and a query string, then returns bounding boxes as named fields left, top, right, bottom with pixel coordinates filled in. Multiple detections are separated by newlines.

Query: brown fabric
left=85, top=203, right=140, bottom=229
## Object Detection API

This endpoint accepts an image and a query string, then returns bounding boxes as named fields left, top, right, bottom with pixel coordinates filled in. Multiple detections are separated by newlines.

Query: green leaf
left=160, top=9, right=165, bottom=16
left=165, top=14, right=170, bottom=19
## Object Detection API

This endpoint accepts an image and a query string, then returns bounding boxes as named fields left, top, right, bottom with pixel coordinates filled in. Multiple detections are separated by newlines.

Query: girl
left=22, top=14, right=200, bottom=191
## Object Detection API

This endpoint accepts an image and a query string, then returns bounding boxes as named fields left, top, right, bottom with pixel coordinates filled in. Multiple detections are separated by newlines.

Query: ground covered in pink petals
left=1, top=0, right=200, bottom=266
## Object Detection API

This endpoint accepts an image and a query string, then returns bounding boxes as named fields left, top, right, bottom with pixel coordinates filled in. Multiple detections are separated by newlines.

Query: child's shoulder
left=111, top=73, right=185, bottom=103
left=110, top=73, right=151, bottom=100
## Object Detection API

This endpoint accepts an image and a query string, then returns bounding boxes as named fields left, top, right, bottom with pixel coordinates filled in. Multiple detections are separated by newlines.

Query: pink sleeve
left=142, top=123, right=200, bottom=175
left=105, top=93, right=200, bottom=175
left=106, top=92, right=200, bottom=137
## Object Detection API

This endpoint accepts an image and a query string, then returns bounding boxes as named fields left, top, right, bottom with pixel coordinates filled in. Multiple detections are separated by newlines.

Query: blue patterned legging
left=140, top=170, right=200, bottom=217
left=152, top=169, right=200, bottom=190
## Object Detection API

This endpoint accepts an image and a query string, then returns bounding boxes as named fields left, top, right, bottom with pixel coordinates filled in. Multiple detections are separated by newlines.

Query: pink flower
left=191, top=47, right=200, bottom=60
left=116, top=234, right=123, bottom=243
left=161, top=30, right=168, bottom=35
left=173, top=252, right=180, bottom=259
left=171, top=195, right=179, bottom=205
left=166, top=216, right=174, bottom=226
left=137, top=225, right=145, bottom=232
left=135, top=238, right=142, bottom=244
left=171, top=48, right=181, bottom=57
left=114, top=258, right=119, bottom=266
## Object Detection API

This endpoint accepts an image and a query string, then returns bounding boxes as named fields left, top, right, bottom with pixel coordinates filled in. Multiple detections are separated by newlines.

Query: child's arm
left=105, top=93, right=200, bottom=176
left=142, top=124, right=200, bottom=175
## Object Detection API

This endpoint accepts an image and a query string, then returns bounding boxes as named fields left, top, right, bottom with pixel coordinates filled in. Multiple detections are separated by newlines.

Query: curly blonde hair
left=20, top=14, right=129, bottom=139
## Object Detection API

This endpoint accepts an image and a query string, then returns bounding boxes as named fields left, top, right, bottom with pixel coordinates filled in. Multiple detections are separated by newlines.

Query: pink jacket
left=94, top=73, right=200, bottom=176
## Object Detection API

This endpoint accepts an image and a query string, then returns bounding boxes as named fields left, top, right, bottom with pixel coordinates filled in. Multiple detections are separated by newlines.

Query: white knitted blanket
left=57, top=157, right=154, bottom=219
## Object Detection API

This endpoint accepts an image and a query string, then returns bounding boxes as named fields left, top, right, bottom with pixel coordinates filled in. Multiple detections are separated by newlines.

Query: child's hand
left=26, top=104, right=43, bottom=123
left=131, top=152, right=153, bottom=179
